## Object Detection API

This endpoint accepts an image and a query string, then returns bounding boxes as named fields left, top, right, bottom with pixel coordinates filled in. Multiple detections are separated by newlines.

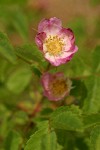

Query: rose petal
left=58, top=45, right=78, bottom=59
left=35, top=32, right=46, bottom=50
left=44, top=53, right=63, bottom=66
left=41, top=73, right=50, bottom=90
left=59, top=28, right=75, bottom=44
left=38, top=17, right=62, bottom=33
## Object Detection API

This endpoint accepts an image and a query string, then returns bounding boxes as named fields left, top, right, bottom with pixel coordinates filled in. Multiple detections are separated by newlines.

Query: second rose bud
left=41, top=72, right=72, bottom=101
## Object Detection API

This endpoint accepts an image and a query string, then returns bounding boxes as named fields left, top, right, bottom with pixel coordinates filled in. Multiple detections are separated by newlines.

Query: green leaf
left=0, top=32, right=16, bottom=63
left=56, top=129, right=89, bottom=150
left=94, top=18, right=100, bottom=38
left=0, top=58, right=9, bottom=82
left=58, top=54, right=91, bottom=78
left=90, top=0, right=100, bottom=6
left=55, top=130, right=75, bottom=150
left=6, top=68, right=32, bottom=94
left=90, top=125, right=100, bottom=150
left=83, top=113, right=100, bottom=128
left=0, top=105, right=11, bottom=138
left=31, top=65, right=42, bottom=77
left=5, top=130, right=22, bottom=150
left=0, top=0, right=27, bottom=5
left=15, top=44, right=44, bottom=65
left=24, top=121, right=61, bottom=150
left=14, top=110, right=28, bottom=125
left=83, top=76, right=100, bottom=114
left=12, top=10, right=28, bottom=41
left=71, top=79, right=87, bottom=106
left=92, top=46, right=100, bottom=73
left=50, top=106, right=83, bottom=131
left=69, top=54, right=91, bottom=77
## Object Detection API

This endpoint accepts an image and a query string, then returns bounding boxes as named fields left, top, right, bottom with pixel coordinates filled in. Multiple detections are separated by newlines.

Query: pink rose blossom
left=41, top=72, right=72, bottom=101
left=35, top=17, right=78, bottom=66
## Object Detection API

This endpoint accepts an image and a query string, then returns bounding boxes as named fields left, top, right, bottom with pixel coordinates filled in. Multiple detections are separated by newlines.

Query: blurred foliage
left=0, top=0, right=100, bottom=150
left=90, top=0, right=100, bottom=6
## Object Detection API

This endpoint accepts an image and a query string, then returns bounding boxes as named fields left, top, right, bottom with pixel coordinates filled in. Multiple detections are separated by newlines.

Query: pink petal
left=41, top=73, right=50, bottom=90
left=44, top=53, right=63, bottom=66
left=38, top=19, right=49, bottom=33
left=44, top=88, right=69, bottom=101
left=59, top=28, right=75, bottom=44
left=59, top=45, right=78, bottom=59
left=35, top=32, right=46, bottom=50
left=49, top=17, right=62, bottom=27
left=38, top=17, right=62, bottom=33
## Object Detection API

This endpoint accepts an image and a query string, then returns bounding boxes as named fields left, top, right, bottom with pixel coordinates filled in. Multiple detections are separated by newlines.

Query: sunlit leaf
left=5, top=130, right=22, bottom=150
left=83, top=113, right=100, bottom=128
left=58, top=54, right=91, bottom=78
left=24, top=121, right=61, bottom=150
left=83, top=75, right=100, bottom=114
left=15, top=44, right=44, bottom=65
left=90, top=125, right=100, bottom=150
left=6, top=68, right=32, bottom=94
left=50, top=106, right=83, bottom=131
left=0, top=32, right=16, bottom=63
left=92, top=46, right=100, bottom=73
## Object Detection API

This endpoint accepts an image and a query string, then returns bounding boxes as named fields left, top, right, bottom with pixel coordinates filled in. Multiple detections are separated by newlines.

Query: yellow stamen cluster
left=45, top=35, right=64, bottom=56
left=49, top=79, right=67, bottom=96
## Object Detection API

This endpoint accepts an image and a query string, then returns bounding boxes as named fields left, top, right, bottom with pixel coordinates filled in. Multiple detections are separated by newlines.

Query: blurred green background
left=0, top=0, right=100, bottom=149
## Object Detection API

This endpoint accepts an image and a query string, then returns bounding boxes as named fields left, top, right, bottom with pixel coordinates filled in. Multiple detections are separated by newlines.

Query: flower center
left=45, top=35, right=64, bottom=56
left=49, top=79, right=67, bottom=96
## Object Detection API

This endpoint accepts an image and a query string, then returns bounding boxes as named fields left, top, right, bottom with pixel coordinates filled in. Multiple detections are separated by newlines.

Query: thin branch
left=16, top=55, right=33, bottom=65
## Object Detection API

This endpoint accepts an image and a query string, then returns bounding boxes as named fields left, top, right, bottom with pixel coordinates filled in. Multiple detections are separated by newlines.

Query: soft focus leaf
left=83, top=76, right=100, bottom=114
left=31, top=65, right=42, bottom=77
left=24, top=121, right=48, bottom=150
left=5, top=130, right=22, bottom=150
left=94, top=18, right=100, bottom=38
left=0, top=104, right=11, bottom=137
left=83, top=113, right=100, bottom=128
left=0, top=0, right=27, bottom=5
left=59, top=54, right=91, bottom=78
left=90, top=125, right=100, bottom=150
left=92, top=46, right=100, bottom=73
left=12, top=10, right=28, bottom=41
left=0, top=32, right=16, bottom=63
left=15, top=44, right=44, bottom=65
left=6, top=68, right=32, bottom=94
left=56, top=129, right=89, bottom=150
left=71, top=79, right=87, bottom=106
left=50, top=106, right=83, bottom=131
left=24, top=121, right=61, bottom=150
left=90, top=0, right=100, bottom=6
